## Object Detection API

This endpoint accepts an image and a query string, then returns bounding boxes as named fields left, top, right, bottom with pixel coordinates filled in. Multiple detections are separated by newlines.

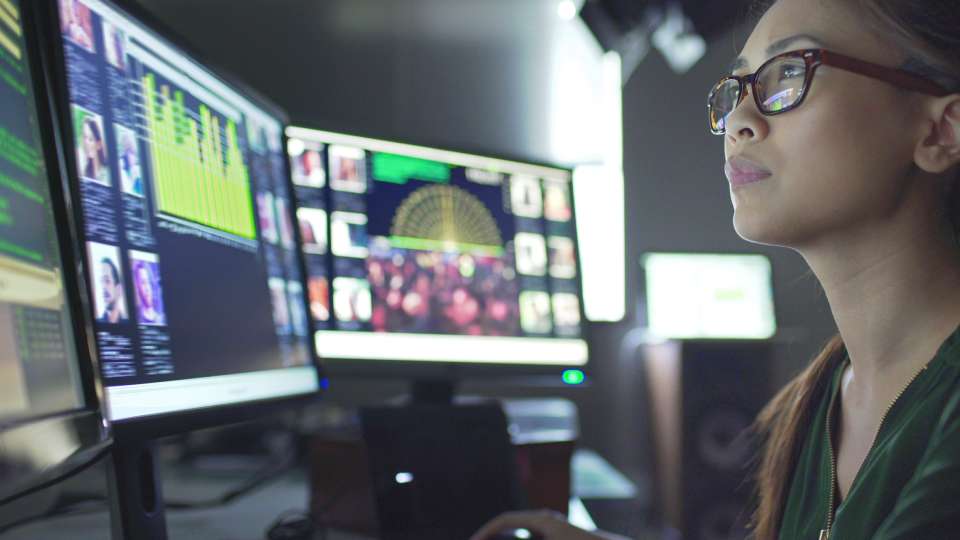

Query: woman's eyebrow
left=728, top=33, right=828, bottom=72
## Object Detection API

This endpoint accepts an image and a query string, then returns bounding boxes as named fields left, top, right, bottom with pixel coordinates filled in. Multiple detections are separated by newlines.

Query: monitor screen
left=642, top=253, right=777, bottom=340
left=0, top=0, right=85, bottom=426
left=53, top=0, right=317, bottom=421
left=286, top=127, right=588, bottom=366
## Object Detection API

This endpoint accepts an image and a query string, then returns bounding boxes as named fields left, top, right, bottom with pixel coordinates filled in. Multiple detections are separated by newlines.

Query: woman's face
left=724, top=0, right=930, bottom=248
left=61, top=0, right=73, bottom=25
left=136, top=266, right=153, bottom=308
left=83, top=122, right=100, bottom=162
left=123, top=136, right=137, bottom=161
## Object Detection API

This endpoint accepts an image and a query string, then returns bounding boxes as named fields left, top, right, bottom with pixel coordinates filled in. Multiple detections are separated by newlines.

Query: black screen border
left=33, top=0, right=324, bottom=439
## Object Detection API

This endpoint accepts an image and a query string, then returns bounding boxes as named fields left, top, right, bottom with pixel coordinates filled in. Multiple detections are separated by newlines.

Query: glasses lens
left=756, top=56, right=807, bottom=113
left=708, top=78, right=741, bottom=133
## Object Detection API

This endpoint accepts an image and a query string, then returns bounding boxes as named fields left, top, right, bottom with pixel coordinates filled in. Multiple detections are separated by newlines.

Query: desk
left=3, top=464, right=366, bottom=540
left=3, top=450, right=656, bottom=539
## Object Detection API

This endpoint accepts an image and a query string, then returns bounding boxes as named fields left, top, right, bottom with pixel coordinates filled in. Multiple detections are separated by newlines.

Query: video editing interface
left=0, top=0, right=84, bottom=424
left=286, top=127, right=588, bottom=365
left=56, top=0, right=316, bottom=420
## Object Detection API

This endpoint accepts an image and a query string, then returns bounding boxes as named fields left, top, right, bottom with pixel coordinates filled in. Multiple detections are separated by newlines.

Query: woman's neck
left=800, top=203, right=960, bottom=395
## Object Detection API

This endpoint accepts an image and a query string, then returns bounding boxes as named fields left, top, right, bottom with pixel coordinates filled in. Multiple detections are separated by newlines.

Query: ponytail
left=749, top=334, right=846, bottom=540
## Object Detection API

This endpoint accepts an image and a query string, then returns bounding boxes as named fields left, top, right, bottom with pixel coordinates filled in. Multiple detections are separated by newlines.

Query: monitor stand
left=410, top=378, right=457, bottom=405
left=107, top=438, right=169, bottom=540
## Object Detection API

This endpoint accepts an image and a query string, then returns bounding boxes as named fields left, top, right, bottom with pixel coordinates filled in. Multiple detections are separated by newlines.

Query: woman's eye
left=779, top=65, right=804, bottom=80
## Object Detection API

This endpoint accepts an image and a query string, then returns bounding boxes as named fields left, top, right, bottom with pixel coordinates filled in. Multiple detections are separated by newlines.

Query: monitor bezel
left=0, top=0, right=110, bottom=504
left=286, top=125, right=592, bottom=384
left=34, top=0, right=325, bottom=438
left=639, top=250, right=779, bottom=341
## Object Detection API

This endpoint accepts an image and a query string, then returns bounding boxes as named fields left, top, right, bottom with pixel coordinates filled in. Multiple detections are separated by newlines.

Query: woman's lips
left=725, top=156, right=772, bottom=187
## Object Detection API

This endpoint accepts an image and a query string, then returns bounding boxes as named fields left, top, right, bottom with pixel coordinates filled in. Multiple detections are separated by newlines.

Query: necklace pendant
left=819, top=530, right=830, bottom=540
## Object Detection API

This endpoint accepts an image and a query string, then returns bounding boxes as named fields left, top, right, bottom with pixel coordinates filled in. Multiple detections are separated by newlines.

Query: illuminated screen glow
left=287, top=127, right=588, bottom=366
left=643, top=253, right=777, bottom=340
left=0, top=0, right=84, bottom=425
left=54, top=0, right=318, bottom=421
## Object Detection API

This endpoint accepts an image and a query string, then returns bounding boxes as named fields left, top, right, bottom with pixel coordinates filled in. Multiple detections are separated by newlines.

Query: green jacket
left=779, top=328, right=960, bottom=539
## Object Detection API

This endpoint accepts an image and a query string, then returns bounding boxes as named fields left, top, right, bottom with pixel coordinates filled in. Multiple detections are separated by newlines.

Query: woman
left=61, top=0, right=93, bottom=51
left=134, top=263, right=163, bottom=326
left=81, top=117, right=108, bottom=185
left=119, top=131, right=143, bottom=195
left=473, top=0, right=960, bottom=539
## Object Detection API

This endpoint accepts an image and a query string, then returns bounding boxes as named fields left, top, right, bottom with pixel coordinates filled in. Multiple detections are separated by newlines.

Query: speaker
left=642, top=340, right=773, bottom=540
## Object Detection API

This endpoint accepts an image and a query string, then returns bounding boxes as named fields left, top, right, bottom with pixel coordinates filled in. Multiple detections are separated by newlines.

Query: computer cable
left=265, top=509, right=318, bottom=540
left=0, top=497, right=108, bottom=535
left=165, top=447, right=299, bottom=510
left=0, top=439, right=115, bottom=535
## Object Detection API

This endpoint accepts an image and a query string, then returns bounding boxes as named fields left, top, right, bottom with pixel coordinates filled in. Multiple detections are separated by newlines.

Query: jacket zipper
left=820, top=360, right=930, bottom=540
left=821, top=372, right=840, bottom=540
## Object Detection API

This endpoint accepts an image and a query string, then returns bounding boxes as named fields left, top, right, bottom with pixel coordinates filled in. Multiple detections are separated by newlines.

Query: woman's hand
left=469, top=510, right=631, bottom=540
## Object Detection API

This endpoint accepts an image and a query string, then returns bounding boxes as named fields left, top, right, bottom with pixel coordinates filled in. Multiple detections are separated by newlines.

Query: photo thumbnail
left=548, top=236, right=577, bottom=279
left=333, top=277, right=372, bottom=323
left=287, top=281, right=308, bottom=337
left=510, top=174, right=543, bottom=218
left=331, top=211, right=369, bottom=258
left=73, top=105, right=111, bottom=186
left=87, top=241, right=127, bottom=324
left=129, top=250, right=166, bottom=326
left=115, top=123, right=143, bottom=197
left=552, top=293, right=581, bottom=329
left=519, top=290, right=552, bottom=334
left=256, top=192, right=279, bottom=244
left=544, top=179, right=573, bottom=222
left=329, top=145, right=367, bottom=193
left=308, top=275, right=330, bottom=322
left=103, top=20, right=127, bottom=70
left=515, top=232, right=547, bottom=276
left=290, top=140, right=326, bottom=188
left=60, top=0, right=95, bottom=52
left=276, top=197, right=296, bottom=249
left=297, top=207, right=328, bottom=255
left=268, top=277, right=291, bottom=335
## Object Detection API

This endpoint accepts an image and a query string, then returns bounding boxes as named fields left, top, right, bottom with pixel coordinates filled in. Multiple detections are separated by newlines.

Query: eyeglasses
left=708, top=48, right=951, bottom=135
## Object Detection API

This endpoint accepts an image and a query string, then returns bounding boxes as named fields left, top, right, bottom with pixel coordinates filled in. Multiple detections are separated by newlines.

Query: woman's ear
left=916, top=98, right=960, bottom=174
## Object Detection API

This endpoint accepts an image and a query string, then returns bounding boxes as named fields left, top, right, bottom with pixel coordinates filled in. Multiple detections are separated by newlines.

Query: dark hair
left=747, top=2, right=960, bottom=539
left=83, top=117, right=106, bottom=173
left=100, top=257, right=120, bottom=285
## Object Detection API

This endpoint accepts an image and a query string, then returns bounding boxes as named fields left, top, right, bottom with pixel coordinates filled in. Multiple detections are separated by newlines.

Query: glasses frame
left=709, top=48, right=952, bottom=135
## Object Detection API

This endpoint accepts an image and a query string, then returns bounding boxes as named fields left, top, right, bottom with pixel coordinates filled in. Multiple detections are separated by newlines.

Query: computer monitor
left=642, top=252, right=777, bottom=340
left=286, top=127, right=588, bottom=379
left=0, top=0, right=106, bottom=503
left=43, top=0, right=321, bottom=428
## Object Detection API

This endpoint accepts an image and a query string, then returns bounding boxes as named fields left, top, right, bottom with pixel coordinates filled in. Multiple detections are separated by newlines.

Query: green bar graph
left=142, top=73, right=255, bottom=239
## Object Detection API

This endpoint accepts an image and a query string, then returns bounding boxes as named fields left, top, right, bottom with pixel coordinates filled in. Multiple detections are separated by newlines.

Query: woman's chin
left=732, top=212, right=796, bottom=247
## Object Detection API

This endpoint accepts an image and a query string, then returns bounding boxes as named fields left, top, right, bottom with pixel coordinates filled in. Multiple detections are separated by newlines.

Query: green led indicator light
left=562, top=370, right=585, bottom=385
